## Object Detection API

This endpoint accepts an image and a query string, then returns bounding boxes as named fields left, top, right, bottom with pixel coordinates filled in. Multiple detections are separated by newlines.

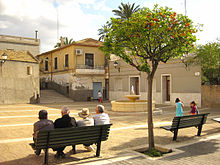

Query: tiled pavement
left=77, top=133, right=220, bottom=165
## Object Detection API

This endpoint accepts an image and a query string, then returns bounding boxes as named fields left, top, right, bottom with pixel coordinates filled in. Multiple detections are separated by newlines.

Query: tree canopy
left=100, top=4, right=201, bottom=149
left=102, top=5, right=200, bottom=76
left=185, top=40, right=220, bottom=85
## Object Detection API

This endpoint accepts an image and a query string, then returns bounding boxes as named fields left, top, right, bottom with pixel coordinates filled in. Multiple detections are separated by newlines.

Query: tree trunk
left=147, top=76, right=155, bottom=150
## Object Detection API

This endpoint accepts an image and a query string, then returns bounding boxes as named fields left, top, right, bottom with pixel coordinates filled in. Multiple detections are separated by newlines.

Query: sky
left=0, top=0, right=219, bottom=53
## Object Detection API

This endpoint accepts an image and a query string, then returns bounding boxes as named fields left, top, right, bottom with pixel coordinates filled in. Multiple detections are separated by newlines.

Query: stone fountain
left=111, top=86, right=155, bottom=112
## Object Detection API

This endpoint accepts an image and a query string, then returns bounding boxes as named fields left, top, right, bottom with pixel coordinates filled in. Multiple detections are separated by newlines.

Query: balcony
left=76, top=65, right=105, bottom=75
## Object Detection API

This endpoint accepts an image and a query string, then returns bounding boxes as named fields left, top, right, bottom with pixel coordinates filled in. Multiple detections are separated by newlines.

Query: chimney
left=60, top=36, right=64, bottom=47
left=35, top=30, right=38, bottom=40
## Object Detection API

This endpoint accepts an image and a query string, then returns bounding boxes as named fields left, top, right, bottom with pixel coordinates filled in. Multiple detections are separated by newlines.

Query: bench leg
left=96, top=141, right=101, bottom=157
left=44, top=148, right=48, bottom=165
left=173, top=129, right=178, bottom=141
left=197, top=125, right=203, bottom=136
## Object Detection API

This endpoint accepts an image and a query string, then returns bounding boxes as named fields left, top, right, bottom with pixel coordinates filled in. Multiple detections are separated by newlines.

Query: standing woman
left=175, top=98, right=184, bottom=116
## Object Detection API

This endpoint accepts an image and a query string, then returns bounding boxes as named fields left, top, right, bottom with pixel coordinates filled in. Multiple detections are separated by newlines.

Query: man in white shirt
left=93, top=105, right=110, bottom=125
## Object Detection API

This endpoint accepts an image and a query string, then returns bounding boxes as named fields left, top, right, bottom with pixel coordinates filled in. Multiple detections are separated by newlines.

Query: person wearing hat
left=77, top=108, right=94, bottom=127
left=77, top=108, right=95, bottom=151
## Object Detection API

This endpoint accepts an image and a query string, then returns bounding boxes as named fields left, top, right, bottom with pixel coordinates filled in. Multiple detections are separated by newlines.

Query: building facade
left=109, top=58, right=202, bottom=107
left=0, top=50, right=39, bottom=104
left=37, top=38, right=109, bottom=101
left=0, top=34, right=40, bottom=56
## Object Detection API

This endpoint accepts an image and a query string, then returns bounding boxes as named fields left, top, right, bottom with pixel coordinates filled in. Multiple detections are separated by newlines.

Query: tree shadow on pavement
left=0, top=151, right=99, bottom=165
left=110, top=135, right=176, bottom=151
left=162, top=139, right=219, bottom=160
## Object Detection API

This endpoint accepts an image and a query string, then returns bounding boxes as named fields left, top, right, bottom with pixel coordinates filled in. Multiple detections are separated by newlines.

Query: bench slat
left=35, top=136, right=109, bottom=149
left=36, top=129, right=108, bottom=140
left=36, top=134, right=109, bottom=146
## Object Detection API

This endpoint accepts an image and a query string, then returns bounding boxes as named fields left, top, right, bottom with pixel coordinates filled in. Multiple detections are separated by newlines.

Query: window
left=27, top=66, right=32, bottom=75
left=45, top=57, right=48, bottom=71
left=54, top=57, right=58, bottom=69
left=65, top=54, right=69, bottom=67
left=85, top=53, right=94, bottom=68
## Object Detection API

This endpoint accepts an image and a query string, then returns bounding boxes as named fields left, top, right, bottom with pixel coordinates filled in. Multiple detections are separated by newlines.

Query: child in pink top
left=189, top=101, right=198, bottom=115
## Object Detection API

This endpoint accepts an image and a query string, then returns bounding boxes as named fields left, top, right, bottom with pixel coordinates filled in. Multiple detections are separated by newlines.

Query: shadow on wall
left=30, top=94, right=40, bottom=104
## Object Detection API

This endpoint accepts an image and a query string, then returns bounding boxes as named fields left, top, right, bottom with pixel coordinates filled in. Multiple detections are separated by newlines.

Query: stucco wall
left=109, top=59, right=201, bottom=107
left=0, top=61, right=39, bottom=104
left=0, top=35, right=40, bottom=56
left=202, top=85, right=220, bottom=108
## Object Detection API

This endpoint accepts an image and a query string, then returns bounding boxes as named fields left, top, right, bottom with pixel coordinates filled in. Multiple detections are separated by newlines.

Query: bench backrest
left=35, top=124, right=112, bottom=149
left=171, top=113, right=209, bottom=129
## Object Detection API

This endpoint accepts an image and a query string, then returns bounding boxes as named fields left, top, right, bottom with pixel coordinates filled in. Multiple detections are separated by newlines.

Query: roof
left=38, top=38, right=103, bottom=57
left=0, top=49, right=39, bottom=63
left=76, top=38, right=103, bottom=46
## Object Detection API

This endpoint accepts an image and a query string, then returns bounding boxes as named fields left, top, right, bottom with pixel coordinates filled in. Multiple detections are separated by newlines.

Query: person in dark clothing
left=32, top=110, right=54, bottom=156
left=53, top=106, right=77, bottom=158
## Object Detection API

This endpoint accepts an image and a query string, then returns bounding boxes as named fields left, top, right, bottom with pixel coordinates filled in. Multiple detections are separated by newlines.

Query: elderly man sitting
left=53, top=106, right=77, bottom=158
left=93, top=105, right=110, bottom=125
left=32, top=110, right=54, bottom=156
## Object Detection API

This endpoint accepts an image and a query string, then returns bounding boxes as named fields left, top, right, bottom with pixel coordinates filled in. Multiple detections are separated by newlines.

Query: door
left=130, top=77, right=139, bottom=95
left=93, top=82, right=102, bottom=99
left=166, top=77, right=170, bottom=101
left=162, top=75, right=171, bottom=102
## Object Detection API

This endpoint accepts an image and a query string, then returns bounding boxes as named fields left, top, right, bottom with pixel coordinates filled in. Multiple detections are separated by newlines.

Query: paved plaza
left=0, top=94, right=220, bottom=165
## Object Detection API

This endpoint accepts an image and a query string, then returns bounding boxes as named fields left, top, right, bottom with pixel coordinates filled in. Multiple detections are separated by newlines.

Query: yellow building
left=37, top=38, right=109, bottom=101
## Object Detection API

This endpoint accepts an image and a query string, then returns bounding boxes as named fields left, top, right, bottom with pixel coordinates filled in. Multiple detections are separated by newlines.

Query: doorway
left=93, top=82, right=102, bottom=99
left=129, top=77, right=140, bottom=95
left=162, top=75, right=171, bottom=102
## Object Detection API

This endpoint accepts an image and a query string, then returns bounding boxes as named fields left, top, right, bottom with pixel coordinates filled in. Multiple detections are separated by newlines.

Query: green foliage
left=101, top=4, right=200, bottom=77
left=143, top=149, right=163, bottom=157
left=112, top=2, right=140, bottom=20
left=185, top=41, right=220, bottom=85
left=54, top=37, right=75, bottom=48
left=100, top=4, right=200, bottom=150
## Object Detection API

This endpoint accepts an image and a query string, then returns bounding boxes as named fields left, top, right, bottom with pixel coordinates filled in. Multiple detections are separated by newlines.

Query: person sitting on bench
left=53, top=106, right=77, bottom=158
left=93, top=105, right=110, bottom=125
left=33, top=110, right=54, bottom=156
left=77, top=108, right=95, bottom=151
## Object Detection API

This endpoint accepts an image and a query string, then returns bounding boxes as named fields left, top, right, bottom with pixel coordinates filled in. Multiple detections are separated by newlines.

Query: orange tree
left=100, top=4, right=201, bottom=150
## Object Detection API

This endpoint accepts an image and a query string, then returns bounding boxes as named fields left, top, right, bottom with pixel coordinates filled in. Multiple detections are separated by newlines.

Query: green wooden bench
left=30, top=124, right=112, bottom=165
left=160, top=113, right=209, bottom=141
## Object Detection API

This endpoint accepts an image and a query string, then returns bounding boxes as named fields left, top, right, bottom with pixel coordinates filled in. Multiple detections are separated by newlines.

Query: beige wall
left=202, top=85, right=220, bottom=108
left=109, top=59, right=201, bottom=106
left=0, top=61, right=39, bottom=104
left=0, top=35, right=40, bottom=56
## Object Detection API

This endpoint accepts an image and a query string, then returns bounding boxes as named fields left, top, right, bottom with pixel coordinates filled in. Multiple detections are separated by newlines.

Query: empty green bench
left=160, top=113, right=209, bottom=141
left=30, top=124, right=112, bottom=165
